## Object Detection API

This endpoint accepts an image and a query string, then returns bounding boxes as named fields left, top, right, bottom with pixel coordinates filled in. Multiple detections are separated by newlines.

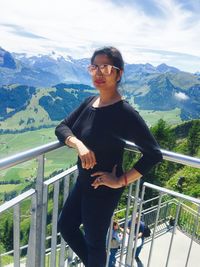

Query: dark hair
left=113, top=221, right=118, bottom=227
left=91, top=46, right=124, bottom=71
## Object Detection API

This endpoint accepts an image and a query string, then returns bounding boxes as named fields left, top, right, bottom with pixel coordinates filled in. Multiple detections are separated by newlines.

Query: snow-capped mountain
left=0, top=46, right=188, bottom=88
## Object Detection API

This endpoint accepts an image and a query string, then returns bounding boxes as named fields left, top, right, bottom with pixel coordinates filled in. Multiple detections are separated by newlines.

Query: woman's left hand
left=91, top=165, right=122, bottom=189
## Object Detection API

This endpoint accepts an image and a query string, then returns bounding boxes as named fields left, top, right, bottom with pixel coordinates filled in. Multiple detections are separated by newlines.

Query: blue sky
left=0, top=0, right=200, bottom=72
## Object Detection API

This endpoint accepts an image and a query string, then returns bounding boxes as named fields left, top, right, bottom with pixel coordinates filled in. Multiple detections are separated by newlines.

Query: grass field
left=125, top=96, right=182, bottom=126
left=0, top=128, right=77, bottom=200
left=139, top=107, right=182, bottom=126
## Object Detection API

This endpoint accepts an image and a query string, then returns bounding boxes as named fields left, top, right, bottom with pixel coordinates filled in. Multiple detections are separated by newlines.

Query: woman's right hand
left=76, top=140, right=97, bottom=169
left=66, top=136, right=97, bottom=169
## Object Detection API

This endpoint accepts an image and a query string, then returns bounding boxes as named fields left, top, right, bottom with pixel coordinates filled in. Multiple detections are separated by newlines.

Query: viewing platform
left=0, top=140, right=200, bottom=267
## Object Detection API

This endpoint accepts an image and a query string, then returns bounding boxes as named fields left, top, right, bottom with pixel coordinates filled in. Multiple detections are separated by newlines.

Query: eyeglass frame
left=87, top=64, right=120, bottom=76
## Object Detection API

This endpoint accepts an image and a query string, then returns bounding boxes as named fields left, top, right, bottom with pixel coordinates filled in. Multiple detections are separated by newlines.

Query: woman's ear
left=117, top=70, right=123, bottom=83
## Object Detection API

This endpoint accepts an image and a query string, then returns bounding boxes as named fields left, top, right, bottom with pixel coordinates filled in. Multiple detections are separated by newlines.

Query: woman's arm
left=55, top=96, right=95, bottom=143
left=91, top=165, right=142, bottom=189
left=91, top=106, right=162, bottom=189
left=55, top=96, right=97, bottom=169
left=125, top=107, right=163, bottom=175
left=65, top=136, right=96, bottom=169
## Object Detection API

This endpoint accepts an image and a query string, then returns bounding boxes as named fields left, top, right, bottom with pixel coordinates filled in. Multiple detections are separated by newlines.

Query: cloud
left=0, top=0, right=199, bottom=72
left=174, top=92, right=189, bottom=101
left=2, top=23, right=48, bottom=40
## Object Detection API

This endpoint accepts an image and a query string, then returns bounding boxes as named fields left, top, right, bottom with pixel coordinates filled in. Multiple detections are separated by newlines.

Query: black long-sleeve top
left=55, top=96, right=163, bottom=181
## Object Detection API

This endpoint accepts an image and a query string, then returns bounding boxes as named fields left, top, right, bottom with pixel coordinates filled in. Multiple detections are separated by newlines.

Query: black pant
left=58, top=179, right=123, bottom=267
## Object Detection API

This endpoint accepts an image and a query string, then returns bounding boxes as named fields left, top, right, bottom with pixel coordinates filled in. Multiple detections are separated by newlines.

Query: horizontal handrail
left=0, top=141, right=61, bottom=171
left=0, top=189, right=35, bottom=213
left=125, top=140, right=200, bottom=168
left=0, top=140, right=200, bottom=171
left=44, top=166, right=77, bottom=186
left=144, top=182, right=200, bottom=205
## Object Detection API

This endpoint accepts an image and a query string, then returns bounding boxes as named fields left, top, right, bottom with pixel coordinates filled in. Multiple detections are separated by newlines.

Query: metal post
left=125, top=179, right=140, bottom=266
left=119, top=184, right=133, bottom=267
left=67, top=172, right=77, bottom=265
left=26, top=194, right=37, bottom=267
left=50, top=181, right=60, bottom=267
left=0, top=244, right=1, bottom=267
left=131, top=184, right=146, bottom=267
left=35, top=155, right=45, bottom=267
left=165, top=201, right=182, bottom=267
left=147, top=192, right=164, bottom=267
left=40, top=183, right=48, bottom=267
left=59, top=175, right=70, bottom=267
left=13, top=203, right=20, bottom=267
left=185, top=204, right=200, bottom=267
left=105, top=216, right=114, bottom=267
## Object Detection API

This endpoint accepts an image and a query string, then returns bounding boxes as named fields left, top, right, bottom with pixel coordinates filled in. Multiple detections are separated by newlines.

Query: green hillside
left=0, top=128, right=77, bottom=202
left=1, top=74, right=200, bottom=132
left=0, top=84, right=95, bottom=131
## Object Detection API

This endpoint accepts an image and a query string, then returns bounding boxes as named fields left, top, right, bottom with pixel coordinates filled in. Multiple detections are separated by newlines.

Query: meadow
left=0, top=128, right=77, bottom=201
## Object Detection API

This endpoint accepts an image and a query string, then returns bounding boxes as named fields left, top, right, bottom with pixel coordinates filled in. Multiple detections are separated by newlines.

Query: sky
left=0, top=0, right=200, bottom=73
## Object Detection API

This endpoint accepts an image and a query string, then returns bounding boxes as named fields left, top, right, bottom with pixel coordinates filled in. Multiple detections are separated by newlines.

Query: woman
left=55, top=46, right=162, bottom=267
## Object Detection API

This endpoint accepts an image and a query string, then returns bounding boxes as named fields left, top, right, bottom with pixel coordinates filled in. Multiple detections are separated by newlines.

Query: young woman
left=55, top=46, right=162, bottom=267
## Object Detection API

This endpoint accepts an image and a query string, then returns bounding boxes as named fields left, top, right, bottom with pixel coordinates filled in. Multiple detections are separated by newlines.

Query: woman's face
left=91, top=54, right=122, bottom=91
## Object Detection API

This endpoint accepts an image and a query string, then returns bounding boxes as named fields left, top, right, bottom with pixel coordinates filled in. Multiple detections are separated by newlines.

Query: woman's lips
left=94, top=80, right=105, bottom=84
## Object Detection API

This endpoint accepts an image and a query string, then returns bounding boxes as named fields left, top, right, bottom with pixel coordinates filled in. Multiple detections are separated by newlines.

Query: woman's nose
left=96, top=66, right=103, bottom=76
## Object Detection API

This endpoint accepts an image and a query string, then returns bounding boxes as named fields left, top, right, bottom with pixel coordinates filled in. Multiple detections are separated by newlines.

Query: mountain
left=0, top=83, right=95, bottom=132
left=0, top=47, right=16, bottom=69
left=156, top=63, right=179, bottom=73
left=134, top=74, right=200, bottom=120
left=0, top=47, right=200, bottom=131
left=0, top=47, right=184, bottom=88
left=12, top=51, right=91, bottom=86
left=0, top=85, right=36, bottom=121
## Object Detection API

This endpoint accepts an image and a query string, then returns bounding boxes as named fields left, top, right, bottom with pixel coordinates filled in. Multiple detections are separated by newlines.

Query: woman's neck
left=97, top=91, right=122, bottom=107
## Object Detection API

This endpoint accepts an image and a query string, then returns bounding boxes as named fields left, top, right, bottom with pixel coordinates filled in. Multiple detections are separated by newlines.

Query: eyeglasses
left=87, top=64, right=120, bottom=76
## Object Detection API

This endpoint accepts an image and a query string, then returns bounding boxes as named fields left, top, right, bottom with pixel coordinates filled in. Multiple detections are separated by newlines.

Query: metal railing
left=0, top=140, right=200, bottom=267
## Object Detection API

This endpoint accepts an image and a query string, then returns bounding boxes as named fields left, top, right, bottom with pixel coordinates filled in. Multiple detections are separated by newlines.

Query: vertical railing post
left=40, top=183, right=49, bottom=267
left=119, top=184, right=133, bottom=267
left=131, top=184, right=146, bottom=267
left=13, top=203, right=20, bottom=267
left=185, top=204, right=200, bottom=267
left=67, top=171, right=78, bottom=265
left=125, top=179, right=140, bottom=266
left=35, top=155, right=45, bottom=266
left=50, top=181, right=60, bottom=267
left=165, top=201, right=182, bottom=267
left=26, top=194, right=37, bottom=267
left=59, top=175, right=70, bottom=267
left=147, top=192, right=164, bottom=267
left=0, top=217, right=4, bottom=266
left=105, top=216, right=114, bottom=267
left=164, top=201, right=169, bottom=225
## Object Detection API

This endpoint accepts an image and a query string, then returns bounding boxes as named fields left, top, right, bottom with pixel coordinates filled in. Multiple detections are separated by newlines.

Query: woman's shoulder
left=121, top=99, right=147, bottom=124
left=121, top=99, right=139, bottom=115
left=83, top=95, right=97, bottom=104
left=80, top=95, right=97, bottom=108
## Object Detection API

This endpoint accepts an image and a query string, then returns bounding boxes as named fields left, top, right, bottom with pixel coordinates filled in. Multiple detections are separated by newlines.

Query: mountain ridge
left=0, top=47, right=200, bottom=131
left=0, top=46, right=186, bottom=87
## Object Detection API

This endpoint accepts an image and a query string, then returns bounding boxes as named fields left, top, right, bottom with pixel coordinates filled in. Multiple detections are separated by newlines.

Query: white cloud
left=174, top=92, right=189, bottom=101
left=0, top=0, right=199, bottom=72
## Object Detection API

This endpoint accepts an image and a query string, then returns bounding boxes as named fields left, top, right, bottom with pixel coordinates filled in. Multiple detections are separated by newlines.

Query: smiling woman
left=55, top=46, right=162, bottom=267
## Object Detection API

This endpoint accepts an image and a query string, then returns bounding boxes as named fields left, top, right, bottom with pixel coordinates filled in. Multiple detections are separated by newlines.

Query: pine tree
left=187, top=121, right=200, bottom=156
